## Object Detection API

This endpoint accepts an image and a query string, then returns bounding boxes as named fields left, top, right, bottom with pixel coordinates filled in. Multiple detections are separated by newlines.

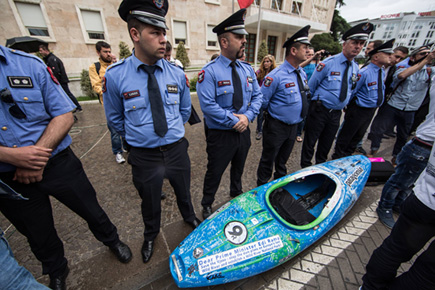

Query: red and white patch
left=285, top=82, right=296, bottom=88
left=218, top=80, right=231, bottom=87
left=46, top=67, right=59, bottom=85
left=357, top=74, right=362, bottom=81
left=185, top=74, right=190, bottom=88
left=102, top=77, right=107, bottom=93
left=123, top=90, right=140, bottom=99
left=398, top=66, right=405, bottom=69
left=331, top=72, right=340, bottom=76
left=316, top=63, right=325, bottom=72
left=264, top=77, right=273, bottom=87
left=198, top=70, right=205, bottom=83
left=368, top=81, right=377, bottom=87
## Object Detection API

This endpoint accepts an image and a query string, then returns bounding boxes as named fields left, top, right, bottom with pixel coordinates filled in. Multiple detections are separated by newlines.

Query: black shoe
left=385, top=132, right=396, bottom=138
left=202, top=206, right=212, bottom=220
left=49, top=266, right=69, bottom=290
left=186, top=217, right=201, bottom=229
left=161, top=192, right=167, bottom=200
left=355, top=147, right=367, bottom=155
left=382, top=134, right=390, bottom=139
left=109, top=240, right=132, bottom=263
left=392, top=205, right=401, bottom=214
left=141, top=240, right=154, bottom=263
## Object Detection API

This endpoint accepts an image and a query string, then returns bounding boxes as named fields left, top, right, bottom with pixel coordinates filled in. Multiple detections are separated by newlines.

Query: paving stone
left=301, top=260, right=324, bottom=274
left=329, top=238, right=352, bottom=249
left=316, top=275, right=333, bottom=290
left=336, top=254, right=357, bottom=284
left=289, top=269, right=316, bottom=285
left=311, top=252, right=335, bottom=265
left=326, top=266, right=346, bottom=290
left=345, top=249, right=365, bottom=274
left=277, top=278, right=304, bottom=290
left=321, top=245, right=343, bottom=257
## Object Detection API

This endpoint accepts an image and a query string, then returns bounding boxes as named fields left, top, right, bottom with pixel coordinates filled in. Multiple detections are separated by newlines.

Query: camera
left=321, top=50, right=330, bottom=58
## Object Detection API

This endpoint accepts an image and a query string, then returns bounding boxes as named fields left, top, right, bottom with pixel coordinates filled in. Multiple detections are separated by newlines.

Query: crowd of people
left=0, top=0, right=434, bottom=289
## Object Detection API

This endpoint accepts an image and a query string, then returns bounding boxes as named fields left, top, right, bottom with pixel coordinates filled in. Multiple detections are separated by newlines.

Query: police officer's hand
left=0, top=146, right=52, bottom=170
left=233, top=114, right=249, bottom=133
left=13, top=168, right=44, bottom=184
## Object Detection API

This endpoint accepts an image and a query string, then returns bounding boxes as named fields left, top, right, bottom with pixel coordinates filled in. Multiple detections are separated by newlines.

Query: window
left=271, top=0, right=283, bottom=10
left=408, top=39, right=416, bottom=46
left=245, top=34, right=257, bottom=63
left=80, top=10, right=105, bottom=40
left=14, top=1, right=49, bottom=36
left=206, top=25, right=218, bottom=48
left=173, top=21, right=188, bottom=46
left=292, top=1, right=303, bottom=14
left=267, top=36, right=277, bottom=57
left=76, top=6, right=108, bottom=43
left=411, top=31, right=419, bottom=38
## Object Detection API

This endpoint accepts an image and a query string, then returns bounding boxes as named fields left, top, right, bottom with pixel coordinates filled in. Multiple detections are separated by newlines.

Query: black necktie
left=339, top=60, right=351, bottom=102
left=377, top=68, right=383, bottom=107
left=295, top=69, right=308, bottom=118
left=142, top=65, right=168, bottom=137
left=230, top=61, right=243, bottom=111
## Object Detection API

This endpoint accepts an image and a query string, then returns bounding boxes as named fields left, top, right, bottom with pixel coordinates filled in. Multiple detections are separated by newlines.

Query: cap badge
left=153, top=0, right=164, bottom=9
left=362, top=23, right=370, bottom=31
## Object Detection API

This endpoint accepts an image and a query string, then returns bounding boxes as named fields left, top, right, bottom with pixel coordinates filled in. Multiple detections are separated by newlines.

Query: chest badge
left=218, top=80, right=231, bottom=87
left=264, top=77, right=273, bottom=87
left=7, top=76, right=33, bottom=88
left=167, top=84, right=178, bottom=94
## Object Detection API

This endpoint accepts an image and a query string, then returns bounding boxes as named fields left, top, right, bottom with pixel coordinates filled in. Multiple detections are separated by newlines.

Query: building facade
left=1, top=0, right=335, bottom=94
left=350, top=11, right=435, bottom=56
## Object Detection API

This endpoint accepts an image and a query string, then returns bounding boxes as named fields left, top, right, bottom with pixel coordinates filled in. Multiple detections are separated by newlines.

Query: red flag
left=238, top=0, right=254, bottom=9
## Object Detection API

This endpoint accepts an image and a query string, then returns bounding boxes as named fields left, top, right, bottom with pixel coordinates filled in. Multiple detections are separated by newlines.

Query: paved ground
left=0, top=95, right=410, bottom=290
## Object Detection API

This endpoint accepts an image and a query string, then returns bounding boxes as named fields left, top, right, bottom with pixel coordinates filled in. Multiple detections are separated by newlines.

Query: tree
left=119, top=41, right=132, bottom=59
left=330, top=9, right=351, bottom=42
left=257, top=40, right=268, bottom=62
left=310, top=33, right=342, bottom=55
left=175, top=41, right=190, bottom=68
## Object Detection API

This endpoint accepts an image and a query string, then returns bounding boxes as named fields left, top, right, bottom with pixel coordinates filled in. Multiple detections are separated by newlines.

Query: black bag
left=368, top=160, right=395, bottom=182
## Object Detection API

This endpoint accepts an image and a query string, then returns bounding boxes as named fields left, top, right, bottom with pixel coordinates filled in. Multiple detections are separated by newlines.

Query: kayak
left=170, top=155, right=371, bottom=287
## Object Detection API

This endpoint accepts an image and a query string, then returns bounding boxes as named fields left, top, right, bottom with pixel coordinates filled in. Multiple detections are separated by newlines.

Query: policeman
left=257, top=25, right=311, bottom=186
left=0, top=46, right=132, bottom=290
left=197, top=9, right=262, bottom=219
left=332, top=39, right=395, bottom=159
left=104, top=0, right=200, bottom=264
left=300, top=22, right=373, bottom=168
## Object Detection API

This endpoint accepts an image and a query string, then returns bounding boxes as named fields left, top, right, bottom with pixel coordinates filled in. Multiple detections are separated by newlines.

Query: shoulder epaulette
left=107, top=58, right=125, bottom=71
left=10, top=49, right=45, bottom=64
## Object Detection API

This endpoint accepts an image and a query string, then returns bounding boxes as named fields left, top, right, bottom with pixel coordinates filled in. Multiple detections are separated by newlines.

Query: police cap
left=369, top=38, right=395, bottom=56
left=342, top=22, right=373, bottom=41
left=118, top=0, right=169, bottom=30
left=282, top=25, right=311, bottom=48
left=410, top=43, right=434, bottom=56
left=212, top=9, right=248, bottom=36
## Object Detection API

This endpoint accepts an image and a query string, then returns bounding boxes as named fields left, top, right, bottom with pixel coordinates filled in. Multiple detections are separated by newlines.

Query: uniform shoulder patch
left=198, top=70, right=205, bottom=83
left=102, top=76, right=107, bottom=93
left=185, top=74, right=190, bottom=88
left=46, top=67, right=59, bottom=85
left=264, top=77, right=273, bottom=87
left=316, top=63, right=325, bottom=72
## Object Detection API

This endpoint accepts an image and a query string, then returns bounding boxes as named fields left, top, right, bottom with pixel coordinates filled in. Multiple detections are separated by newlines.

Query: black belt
left=412, top=137, right=433, bottom=150
left=266, top=113, right=294, bottom=126
left=140, top=138, right=184, bottom=152
left=311, top=100, right=341, bottom=113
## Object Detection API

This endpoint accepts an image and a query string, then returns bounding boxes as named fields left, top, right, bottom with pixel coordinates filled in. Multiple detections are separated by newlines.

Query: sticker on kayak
left=197, top=235, right=283, bottom=275
left=345, top=166, right=364, bottom=186
left=193, top=247, right=204, bottom=259
left=224, top=221, right=247, bottom=245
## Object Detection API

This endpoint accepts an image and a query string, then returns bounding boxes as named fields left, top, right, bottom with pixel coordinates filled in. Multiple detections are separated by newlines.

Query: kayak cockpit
left=266, top=173, right=340, bottom=230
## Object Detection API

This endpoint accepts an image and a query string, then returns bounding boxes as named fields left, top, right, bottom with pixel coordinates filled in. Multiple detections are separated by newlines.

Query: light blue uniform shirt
left=103, top=52, right=191, bottom=148
left=196, top=55, right=262, bottom=130
left=261, top=60, right=307, bottom=125
left=352, top=62, right=385, bottom=108
left=388, top=65, right=434, bottom=111
left=0, top=46, right=75, bottom=172
left=308, top=53, right=359, bottom=110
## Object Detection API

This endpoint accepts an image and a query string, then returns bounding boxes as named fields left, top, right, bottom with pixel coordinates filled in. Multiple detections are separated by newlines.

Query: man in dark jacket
left=38, top=44, right=82, bottom=112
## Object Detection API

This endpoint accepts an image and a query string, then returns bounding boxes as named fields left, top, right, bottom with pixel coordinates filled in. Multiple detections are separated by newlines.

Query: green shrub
left=80, top=69, right=98, bottom=99
left=176, top=41, right=190, bottom=68
left=189, top=75, right=198, bottom=92
left=257, top=40, right=268, bottom=62
left=119, top=41, right=132, bottom=59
